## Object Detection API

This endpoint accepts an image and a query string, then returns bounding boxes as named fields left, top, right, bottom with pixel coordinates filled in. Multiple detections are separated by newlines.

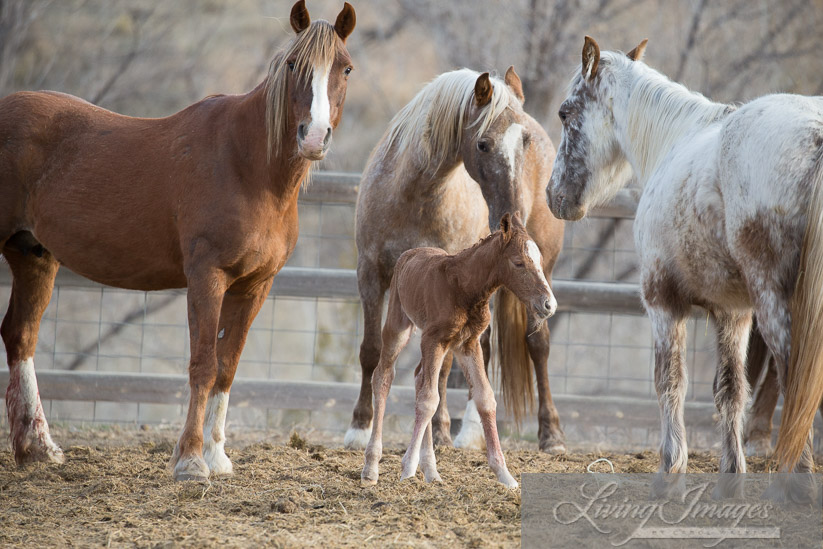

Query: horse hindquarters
left=1, top=243, right=62, bottom=464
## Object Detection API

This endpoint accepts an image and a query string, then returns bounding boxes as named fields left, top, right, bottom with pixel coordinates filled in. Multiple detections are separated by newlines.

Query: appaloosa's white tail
left=493, top=287, right=534, bottom=428
left=774, top=152, right=823, bottom=470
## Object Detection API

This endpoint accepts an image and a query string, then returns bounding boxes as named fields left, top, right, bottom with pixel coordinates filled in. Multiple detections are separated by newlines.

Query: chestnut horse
left=548, top=36, right=823, bottom=498
left=361, top=213, right=556, bottom=489
left=346, top=68, right=566, bottom=454
left=0, top=1, right=356, bottom=481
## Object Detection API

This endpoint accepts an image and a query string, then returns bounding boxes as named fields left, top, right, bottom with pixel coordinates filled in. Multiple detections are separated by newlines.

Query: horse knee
left=473, top=389, right=497, bottom=415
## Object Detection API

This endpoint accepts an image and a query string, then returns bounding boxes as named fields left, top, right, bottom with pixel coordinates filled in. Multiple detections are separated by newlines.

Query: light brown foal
left=360, top=213, right=556, bottom=489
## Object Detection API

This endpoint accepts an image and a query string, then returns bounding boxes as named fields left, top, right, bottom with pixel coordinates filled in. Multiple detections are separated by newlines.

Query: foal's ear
left=582, top=35, right=600, bottom=80
left=475, top=72, right=493, bottom=107
left=504, top=66, right=525, bottom=103
left=290, top=0, right=311, bottom=33
left=334, top=2, right=356, bottom=43
left=512, top=210, right=524, bottom=227
left=627, top=38, right=648, bottom=62
left=499, top=213, right=512, bottom=234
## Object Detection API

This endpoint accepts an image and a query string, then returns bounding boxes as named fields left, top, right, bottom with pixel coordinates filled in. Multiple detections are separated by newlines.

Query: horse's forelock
left=265, top=20, right=341, bottom=160
left=384, top=70, right=520, bottom=174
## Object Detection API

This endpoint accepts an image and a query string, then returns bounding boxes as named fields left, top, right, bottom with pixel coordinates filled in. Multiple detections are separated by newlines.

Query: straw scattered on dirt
left=0, top=427, right=773, bottom=548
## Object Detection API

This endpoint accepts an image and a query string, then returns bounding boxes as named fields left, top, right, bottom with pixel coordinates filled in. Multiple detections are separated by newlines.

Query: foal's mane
left=265, top=20, right=340, bottom=161
left=599, top=52, right=733, bottom=181
left=384, top=69, right=517, bottom=173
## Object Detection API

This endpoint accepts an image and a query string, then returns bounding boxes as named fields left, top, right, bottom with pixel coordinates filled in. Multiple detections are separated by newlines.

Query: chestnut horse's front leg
left=457, top=340, right=517, bottom=489
left=202, top=278, right=273, bottom=476
left=169, top=266, right=228, bottom=482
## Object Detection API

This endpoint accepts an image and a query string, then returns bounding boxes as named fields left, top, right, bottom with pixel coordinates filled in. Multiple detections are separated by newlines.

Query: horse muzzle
left=547, top=185, right=586, bottom=221
left=297, top=121, right=333, bottom=161
left=533, top=294, right=557, bottom=320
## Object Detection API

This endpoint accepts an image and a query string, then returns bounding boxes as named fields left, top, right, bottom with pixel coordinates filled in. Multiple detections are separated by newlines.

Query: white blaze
left=501, top=123, right=524, bottom=180
left=526, top=240, right=556, bottom=310
left=310, top=64, right=331, bottom=129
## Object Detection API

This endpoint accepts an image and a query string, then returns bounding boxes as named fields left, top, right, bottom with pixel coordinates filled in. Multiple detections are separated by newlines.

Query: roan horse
left=346, top=68, right=566, bottom=454
left=548, top=36, right=823, bottom=497
left=360, top=213, right=556, bottom=488
left=0, top=1, right=356, bottom=481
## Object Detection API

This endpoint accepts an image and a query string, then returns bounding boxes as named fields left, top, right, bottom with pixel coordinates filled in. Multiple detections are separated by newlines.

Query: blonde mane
left=606, top=52, right=733, bottom=182
left=265, top=20, right=339, bottom=161
left=384, top=69, right=518, bottom=173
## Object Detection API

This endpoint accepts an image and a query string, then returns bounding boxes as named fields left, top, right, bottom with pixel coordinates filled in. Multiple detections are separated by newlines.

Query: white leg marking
left=453, top=399, right=486, bottom=450
left=501, top=123, right=524, bottom=180
left=344, top=425, right=373, bottom=449
left=9, top=357, right=63, bottom=463
left=202, top=391, right=232, bottom=475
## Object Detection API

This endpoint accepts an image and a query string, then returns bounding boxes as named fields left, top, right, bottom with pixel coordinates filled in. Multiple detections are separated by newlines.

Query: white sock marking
left=203, top=391, right=232, bottom=474
left=344, top=426, right=372, bottom=449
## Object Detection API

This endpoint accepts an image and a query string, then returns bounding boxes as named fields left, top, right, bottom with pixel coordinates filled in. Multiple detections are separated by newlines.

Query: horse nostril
left=543, top=299, right=552, bottom=313
left=323, top=127, right=332, bottom=146
left=298, top=123, right=307, bottom=140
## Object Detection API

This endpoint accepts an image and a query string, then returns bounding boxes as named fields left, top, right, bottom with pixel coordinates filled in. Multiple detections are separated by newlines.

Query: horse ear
left=504, top=66, right=525, bottom=103
left=512, top=211, right=524, bottom=227
left=627, top=38, right=648, bottom=62
left=290, top=0, right=310, bottom=34
left=582, top=35, right=600, bottom=80
left=499, top=213, right=512, bottom=234
left=334, top=2, right=356, bottom=43
left=475, top=72, right=493, bottom=107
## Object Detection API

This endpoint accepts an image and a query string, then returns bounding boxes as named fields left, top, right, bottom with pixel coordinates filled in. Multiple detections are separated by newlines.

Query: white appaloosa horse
left=548, top=36, right=823, bottom=499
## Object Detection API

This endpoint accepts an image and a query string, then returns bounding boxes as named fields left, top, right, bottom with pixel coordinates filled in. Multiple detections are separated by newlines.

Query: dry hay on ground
left=0, top=427, right=773, bottom=548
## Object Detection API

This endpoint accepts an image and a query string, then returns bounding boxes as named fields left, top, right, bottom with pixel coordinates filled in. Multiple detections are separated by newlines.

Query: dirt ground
left=0, top=426, right=774, bottom=548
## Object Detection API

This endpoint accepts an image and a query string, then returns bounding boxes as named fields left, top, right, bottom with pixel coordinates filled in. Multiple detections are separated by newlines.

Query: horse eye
left=287, top=61, right=295, bottom=72
left=558, top=110, right=568, bottom=122
left=514, top=260, right=525, bottom=268
left=344, top=66, right=353, bottom=76
left=477, top=140, right=489, bottom=153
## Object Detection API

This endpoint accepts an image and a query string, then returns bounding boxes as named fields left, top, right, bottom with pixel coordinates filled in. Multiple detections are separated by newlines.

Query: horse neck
left=617, top=67, right=729, bottom=184
left=237, top=81, right=311, bottom=204
left=392, top=143, right=464, bottom=202
left=449, top=236, right=502, bottom=303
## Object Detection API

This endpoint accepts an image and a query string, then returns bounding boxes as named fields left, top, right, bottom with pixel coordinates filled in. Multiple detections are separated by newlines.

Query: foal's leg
left=457, top=341, right=517, bottom=488
left=648, top=306, right=689, bottom=498
left=202, top=280, right=272, bottom=475
left=527, top=316, right=566, bottom=454
left=711, top=309, right=752, bottom=498
left=346, top=261, right=387, bottom=449
left=1, top=245, right=62, bottom=464
left=400, top=335, right=446, bottom=481
left=169, top=267, right=228, bottom=481
left=743, top=327, right=778, bottom=456
left=453, top=328, right=489, bottom=450
left=431, top=350, right=453, bottom=447
left=361, top=302, right=412, bottom=486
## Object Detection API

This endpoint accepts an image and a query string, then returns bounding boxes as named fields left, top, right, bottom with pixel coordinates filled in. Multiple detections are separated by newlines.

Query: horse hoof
left=498, top=473, right=518, bottom=489
left=744, top=438, right=772, bottom=457
left=650, top=472, right=686, bottom=500
left=424, top=472, right=443, bottom=483
left=539, top=441, right=567, bottom=455
left=344, top=426, right=372, bottom=450
left=432, top=431, right=453, bottom=448
left=361, top=476, right=378, bottom=487
left=176, top=473, right=210, bottom=483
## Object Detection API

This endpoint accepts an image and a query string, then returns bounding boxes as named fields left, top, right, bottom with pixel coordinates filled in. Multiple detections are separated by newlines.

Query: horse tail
left=774, top=152, right=823, bottom=470
left=493, top=287, right=534, bottom=429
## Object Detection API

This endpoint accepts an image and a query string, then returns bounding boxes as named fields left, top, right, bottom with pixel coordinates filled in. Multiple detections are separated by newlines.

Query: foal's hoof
left=763, top=474, right=818, bottom=504
left=497, top=472, right=519, bottom=490
left=650, top=472, right=687, bottom=500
